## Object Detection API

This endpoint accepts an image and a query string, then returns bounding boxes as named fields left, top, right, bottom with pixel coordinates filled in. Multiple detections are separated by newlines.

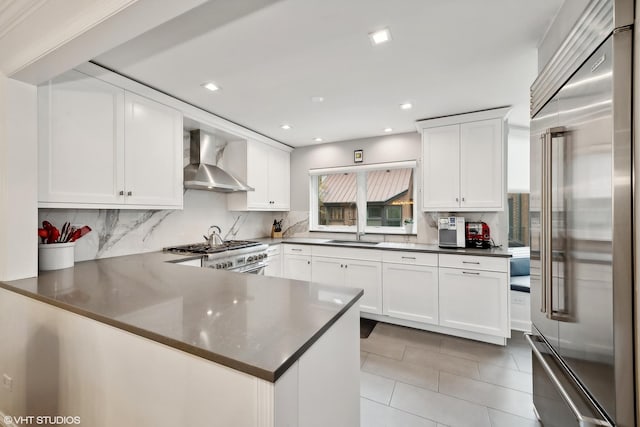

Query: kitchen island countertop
left=0, top=251, right=362, bottom=382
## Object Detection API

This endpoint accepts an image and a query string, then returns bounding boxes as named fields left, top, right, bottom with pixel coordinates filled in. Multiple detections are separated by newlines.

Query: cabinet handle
left=340, top=264, right=344, bottom=268
left=462, top=197, right=465, bottom=202
left=455, top=197, right=459, bottom=202
left=462, top=271, right=480, bottom=275
left=307, top=261, right=310, bottom=265
left=401, top=256, right=416, bottom=260
left=291, top=248, right=302, bottom=252
left=462, top=261, right=480, bottom=264
left=119, top=190, right=124, bottom=196
left=345, top=264, right=348, bottom=268
left=127, top=191, right=133, bottom=196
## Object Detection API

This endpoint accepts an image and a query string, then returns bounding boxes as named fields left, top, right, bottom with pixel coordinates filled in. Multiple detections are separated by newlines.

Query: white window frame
left=309, top=160, right=417, bottom=234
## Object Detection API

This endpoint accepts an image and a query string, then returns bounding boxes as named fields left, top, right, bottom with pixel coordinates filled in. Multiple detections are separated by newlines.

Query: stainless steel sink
left=326, top=240, right=380, bottom=246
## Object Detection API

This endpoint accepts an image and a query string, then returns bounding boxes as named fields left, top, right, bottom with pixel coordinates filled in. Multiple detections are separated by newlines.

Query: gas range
left=164, top=240, right=269, bottom=273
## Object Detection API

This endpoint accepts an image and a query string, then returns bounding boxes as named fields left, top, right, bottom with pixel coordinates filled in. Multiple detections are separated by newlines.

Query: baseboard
left=360, top=312, right=508, bottom=346
left=510, top=319, right=532, bottom=332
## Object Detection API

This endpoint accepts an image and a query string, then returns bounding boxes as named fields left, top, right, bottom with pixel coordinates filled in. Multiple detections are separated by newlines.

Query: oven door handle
left=231, top=262, right=268, bottom=274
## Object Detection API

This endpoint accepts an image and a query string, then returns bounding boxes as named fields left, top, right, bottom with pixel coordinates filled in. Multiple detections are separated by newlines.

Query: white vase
left=404, top=223, right=413, bottom=234
left=38, top=242, right=75, bottom=271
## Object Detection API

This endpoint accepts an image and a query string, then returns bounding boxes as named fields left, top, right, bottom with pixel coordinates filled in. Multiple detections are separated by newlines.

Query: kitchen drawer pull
left=119, top=190, right=124, bottom=196
left=401, top=256, right=416, bottom=260
left=462, top=271, right=480, bottom=275
left=127, top=191, right=133, bottom=196
left=524, top=334, right=612, bottom=427
left=462, top=261, right=480, bottom=264
left=291, top=248, right=302, bottom=252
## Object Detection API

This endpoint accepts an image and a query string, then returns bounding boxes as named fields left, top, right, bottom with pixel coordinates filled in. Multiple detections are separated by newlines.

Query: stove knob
left=258, top=254, right=264, bottom=260
left=226, top=261, right=233, bottom=268
left=261, top=254, right=267, bottom=259
left=216, top=263, right=223, bottom=269
left=247, top=256, right=254, bottom=262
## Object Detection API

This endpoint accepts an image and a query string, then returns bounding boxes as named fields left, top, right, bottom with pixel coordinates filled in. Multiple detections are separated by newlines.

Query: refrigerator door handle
left=525, top=334, right=612, bottom=427
left=544, top=127, right=571, bottom=321
left=539, top=132, right=548, bottom=314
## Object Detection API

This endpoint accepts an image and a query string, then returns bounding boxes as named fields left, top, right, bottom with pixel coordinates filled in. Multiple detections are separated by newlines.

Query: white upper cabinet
left=38, top=70, right=183, bottom=209
left=459, top=119, right=503, bottom=209
left=227, top=140, right=291, bottom=211
left=422, top=124, right=460, bottom=210
left=38, top=70, right=125, bottom=205
left=123, top=92, right=183, bottom=207
left=418, top=108, right=509, bottom=212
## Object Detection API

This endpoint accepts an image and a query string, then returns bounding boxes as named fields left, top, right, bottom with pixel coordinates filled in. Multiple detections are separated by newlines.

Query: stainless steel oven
left=164, top=241, right=269, bottom=275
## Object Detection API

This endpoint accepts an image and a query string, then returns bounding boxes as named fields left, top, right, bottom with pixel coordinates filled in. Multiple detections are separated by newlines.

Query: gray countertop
left=256, top=237, right=512, bottom=258
left=0, top=251, right=362, bottom=382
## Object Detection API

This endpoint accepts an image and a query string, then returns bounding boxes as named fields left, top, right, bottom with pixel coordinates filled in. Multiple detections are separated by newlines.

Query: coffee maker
left=465, top=222, right=491, bottom=248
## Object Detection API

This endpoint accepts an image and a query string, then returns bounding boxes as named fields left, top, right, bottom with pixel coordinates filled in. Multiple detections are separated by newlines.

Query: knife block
left=271, top=228, right=283, bottom=239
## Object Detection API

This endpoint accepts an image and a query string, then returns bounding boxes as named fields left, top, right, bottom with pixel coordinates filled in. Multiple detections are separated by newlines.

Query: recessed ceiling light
left=202, top=82, right=220, bottom=92
left=400, top=102, right=413, bottom=110
left=369, top=28, right=391, bottom=45
left=281, top=124, right=291, bottom=130
left=311, top=96, right=325, bottom=103
left=384, top=127, right=393, bottom=132
left=314, top=137, right=323, bottom=142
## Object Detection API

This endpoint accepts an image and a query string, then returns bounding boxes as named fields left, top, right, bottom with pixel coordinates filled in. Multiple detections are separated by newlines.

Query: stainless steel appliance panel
left=530, top=96, right=560, bottom=350
left=531, top=31, right=635, bottom=426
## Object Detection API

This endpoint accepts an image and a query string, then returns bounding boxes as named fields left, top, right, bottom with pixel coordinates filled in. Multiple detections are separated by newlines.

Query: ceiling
left=95, top=0, right=563, bottom=147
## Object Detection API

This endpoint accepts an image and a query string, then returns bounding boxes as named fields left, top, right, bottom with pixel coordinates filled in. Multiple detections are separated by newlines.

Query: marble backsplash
left=38, top=203, right=505, bottom=262
left=39, top=190, right=290, bottom=262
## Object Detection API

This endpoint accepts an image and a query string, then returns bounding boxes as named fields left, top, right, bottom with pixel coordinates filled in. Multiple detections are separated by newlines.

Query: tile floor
left=359, top=322, right=540, bottom=427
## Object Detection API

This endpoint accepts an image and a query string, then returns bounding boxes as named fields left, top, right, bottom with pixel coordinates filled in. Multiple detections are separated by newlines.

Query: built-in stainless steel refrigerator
left=528, top=0, right=635, bottom=426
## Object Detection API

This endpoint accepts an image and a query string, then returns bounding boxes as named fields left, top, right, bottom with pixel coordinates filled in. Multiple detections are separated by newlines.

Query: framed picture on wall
left=354, top=149, right=363, bottom=163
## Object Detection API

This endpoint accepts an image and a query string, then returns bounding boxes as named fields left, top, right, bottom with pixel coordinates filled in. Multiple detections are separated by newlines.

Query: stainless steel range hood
left=184, top=130, right=253, bottom=192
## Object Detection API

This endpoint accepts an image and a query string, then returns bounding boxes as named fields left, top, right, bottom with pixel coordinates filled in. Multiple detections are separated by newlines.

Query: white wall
left=507, top=126, right=530, bottom=193
left=0, top=77, right=38, bottom=281
left=288, top=132, right=509, bottom=247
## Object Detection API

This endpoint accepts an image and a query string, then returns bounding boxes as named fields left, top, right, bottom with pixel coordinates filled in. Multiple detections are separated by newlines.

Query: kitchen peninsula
left=0, top=252, right=362, bottom=427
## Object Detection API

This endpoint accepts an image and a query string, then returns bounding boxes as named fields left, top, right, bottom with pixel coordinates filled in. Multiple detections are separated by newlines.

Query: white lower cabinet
left=283, top=245, right=312, bottom=281
left=382, top=263, right=438, bottom=325
left=311, top=256, right=382, bottom=314
left=310, top=247, right=383, bottom=315
left=438, top=266, right=509, bottom=337
left=264, top=245, right=282, bottom=278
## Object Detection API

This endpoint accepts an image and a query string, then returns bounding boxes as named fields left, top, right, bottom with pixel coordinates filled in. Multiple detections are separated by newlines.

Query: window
left=310, top=161, right=417, bottom=234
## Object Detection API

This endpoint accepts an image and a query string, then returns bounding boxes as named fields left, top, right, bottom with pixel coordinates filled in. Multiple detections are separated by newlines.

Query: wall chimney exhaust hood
left=184, top=130, right=254, bottom=192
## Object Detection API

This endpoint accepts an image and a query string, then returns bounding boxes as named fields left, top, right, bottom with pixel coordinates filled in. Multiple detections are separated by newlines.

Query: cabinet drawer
left=266, top=244, right=281, bottom=256
left=382, top=251, right=437, bottom=266
left=283, top=244, right=311, bottom=256
left=311, top=245, right=382, bottom=262
left=439, top=254, right=508, bottom=272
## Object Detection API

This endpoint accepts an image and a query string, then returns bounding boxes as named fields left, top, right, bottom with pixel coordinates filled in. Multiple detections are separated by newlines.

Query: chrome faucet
left=204, top=225, right=224, bottom=247
left=353, top=203, right=365, bottom=241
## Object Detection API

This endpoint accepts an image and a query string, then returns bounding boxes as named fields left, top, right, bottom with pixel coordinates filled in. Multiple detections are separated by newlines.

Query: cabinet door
left=311, top=257, right=344, bottom=286
left=422, top=125, right=460, bottom=210
left=264, top=254, right=282, bottom=278
left=124, top=92, right=183, bottom=207
left=283, top=254, right=312, bottom=281
left=459, top=119, right=503, bottom=210
left=344, top=259, right=382, bottom=315
left=38, top=70, right=125, bottom=205
left=246, top=141, right=270, bottom=209
left=438, top=267, right=508, bottom=337
left=383, top=263, right=438, bottom=324
left=268, top=148, right=290, bottom=210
